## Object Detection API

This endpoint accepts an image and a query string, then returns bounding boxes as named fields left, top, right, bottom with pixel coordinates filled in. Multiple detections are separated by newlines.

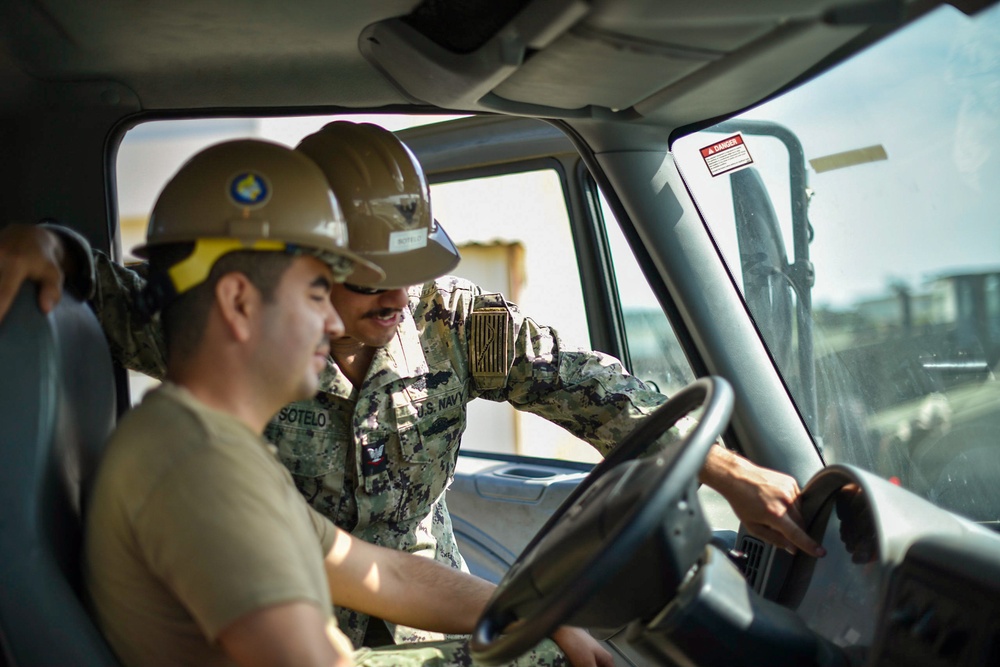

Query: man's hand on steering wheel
left=699, top=446, right=825, bottom=558
left=550, top=627, right=614, bottom=667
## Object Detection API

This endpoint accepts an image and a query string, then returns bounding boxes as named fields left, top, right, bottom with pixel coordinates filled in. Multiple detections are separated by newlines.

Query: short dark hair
left=149, top=246, right=294, bottom=363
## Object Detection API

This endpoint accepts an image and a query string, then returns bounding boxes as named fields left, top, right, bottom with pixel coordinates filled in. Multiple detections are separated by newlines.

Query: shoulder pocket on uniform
left=470, top=293, right=514, bottom=391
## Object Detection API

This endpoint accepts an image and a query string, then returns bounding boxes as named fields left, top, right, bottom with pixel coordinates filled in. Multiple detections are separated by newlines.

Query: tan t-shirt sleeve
left=132, top=442, right=331, bottom=641
left=308, top=504, right=339, bottom=557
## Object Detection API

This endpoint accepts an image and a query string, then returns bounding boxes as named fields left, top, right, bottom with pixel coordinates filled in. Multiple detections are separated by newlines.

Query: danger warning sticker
left=699, top=133, right=754, bottom=177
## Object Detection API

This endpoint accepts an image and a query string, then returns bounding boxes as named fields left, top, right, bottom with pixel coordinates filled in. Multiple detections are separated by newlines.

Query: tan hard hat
left=296, top=121, right=460, bottom=289
left=133, top=139, right=385, bottom=295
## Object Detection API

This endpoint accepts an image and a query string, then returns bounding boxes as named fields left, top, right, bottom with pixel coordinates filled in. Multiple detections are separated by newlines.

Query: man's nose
left=325, top=301, right=345, bottom=339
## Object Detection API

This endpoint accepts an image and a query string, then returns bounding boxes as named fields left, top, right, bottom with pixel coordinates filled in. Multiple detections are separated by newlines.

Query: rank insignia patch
left=362, top=442, right=388, bottom=476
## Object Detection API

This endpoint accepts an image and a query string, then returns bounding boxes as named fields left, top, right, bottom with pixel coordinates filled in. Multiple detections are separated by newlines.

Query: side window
left=597, top=191, right=696, bottom=396
left=597, top=192, right=736, bottom=530
left=430, top=169, right=600, bottom=463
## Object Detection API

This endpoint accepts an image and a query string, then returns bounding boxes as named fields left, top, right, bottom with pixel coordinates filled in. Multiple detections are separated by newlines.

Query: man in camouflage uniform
left=0, top=122, right=822, bottom=661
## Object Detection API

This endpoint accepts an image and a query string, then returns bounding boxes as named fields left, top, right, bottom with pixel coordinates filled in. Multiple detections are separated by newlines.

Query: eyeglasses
left=343, top=283, right=389, bottom=296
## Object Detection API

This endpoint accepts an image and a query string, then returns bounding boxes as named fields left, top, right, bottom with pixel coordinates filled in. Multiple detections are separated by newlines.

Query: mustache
left=363, top=307, right=402, bottom=319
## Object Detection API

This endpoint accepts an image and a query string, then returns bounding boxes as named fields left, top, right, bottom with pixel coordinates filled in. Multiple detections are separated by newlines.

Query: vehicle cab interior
left=1, top=1, right=999, bottom=666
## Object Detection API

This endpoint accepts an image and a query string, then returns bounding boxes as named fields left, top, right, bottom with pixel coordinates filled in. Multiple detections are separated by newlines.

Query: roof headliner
left=0, top=0, right=941, bottom=133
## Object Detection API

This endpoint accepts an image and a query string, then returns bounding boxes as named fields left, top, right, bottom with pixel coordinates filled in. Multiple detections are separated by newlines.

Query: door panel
left=450, top=456, right=590, bottom=583
left=451, top=454, right=736, bottom=584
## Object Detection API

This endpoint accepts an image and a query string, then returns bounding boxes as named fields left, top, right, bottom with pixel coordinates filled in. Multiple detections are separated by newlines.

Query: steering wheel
left=471, top=376, right=734, bottom=665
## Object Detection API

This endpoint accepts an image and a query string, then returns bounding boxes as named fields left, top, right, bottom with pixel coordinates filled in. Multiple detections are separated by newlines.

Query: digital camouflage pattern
left=89, top=250, right=677, bottom=654
left=353, top=637, right=569, bottom=667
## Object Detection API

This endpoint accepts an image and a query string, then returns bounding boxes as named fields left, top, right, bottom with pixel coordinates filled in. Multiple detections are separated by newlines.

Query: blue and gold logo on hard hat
left=229, top=172, right=271, bottom=207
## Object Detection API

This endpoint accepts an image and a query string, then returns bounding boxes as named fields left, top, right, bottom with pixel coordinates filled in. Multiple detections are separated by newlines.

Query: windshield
left=672, top=4, right=1000, bottom=524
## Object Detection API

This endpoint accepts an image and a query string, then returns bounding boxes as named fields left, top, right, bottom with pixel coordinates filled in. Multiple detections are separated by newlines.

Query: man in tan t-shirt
left=83, top=139, right=610, bottom=667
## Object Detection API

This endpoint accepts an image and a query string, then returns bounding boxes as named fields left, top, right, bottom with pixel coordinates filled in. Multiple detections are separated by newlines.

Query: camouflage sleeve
left=90, top=250, right=167, bottom=379
left=468, top=292, right=670, bottom=457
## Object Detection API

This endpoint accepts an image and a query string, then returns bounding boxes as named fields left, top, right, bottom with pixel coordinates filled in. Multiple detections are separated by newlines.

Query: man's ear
left=215, top=272, right=260, bottom=343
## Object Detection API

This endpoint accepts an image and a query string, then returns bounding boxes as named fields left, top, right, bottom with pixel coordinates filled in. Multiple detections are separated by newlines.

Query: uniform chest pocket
left=396, top=385, right=468, bottom=464
left=266, top=403, right=346, bottom=478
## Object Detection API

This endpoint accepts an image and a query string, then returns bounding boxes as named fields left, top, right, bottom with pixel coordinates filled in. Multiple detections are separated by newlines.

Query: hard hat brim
left=132, top=238, right=387, bottom=287
left=348, top=221, right=461, bottom=289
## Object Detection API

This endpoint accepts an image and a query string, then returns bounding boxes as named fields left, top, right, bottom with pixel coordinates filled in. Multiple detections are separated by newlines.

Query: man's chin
left=354, top=326, right=397, bottom=349
left=293, top=387, right=318, bottom=403
left=293, top=374, right=322, bottom=402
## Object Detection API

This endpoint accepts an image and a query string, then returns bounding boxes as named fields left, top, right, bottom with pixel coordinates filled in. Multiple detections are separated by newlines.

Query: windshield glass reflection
left=672, top=4, right=1000, bottom=525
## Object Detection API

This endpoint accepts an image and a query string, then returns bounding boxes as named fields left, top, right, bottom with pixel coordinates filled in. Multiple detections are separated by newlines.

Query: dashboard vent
left=740, top=535, right=766, bottom=589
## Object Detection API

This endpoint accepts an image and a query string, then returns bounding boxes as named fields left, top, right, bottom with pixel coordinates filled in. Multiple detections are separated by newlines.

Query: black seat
left=0, top=285, right=121, bottom=665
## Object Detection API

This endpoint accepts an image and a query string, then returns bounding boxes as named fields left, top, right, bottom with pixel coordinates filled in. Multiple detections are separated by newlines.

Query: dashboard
left=780, top=489, right=883, bottom=652
left=777, top=466, right=1000, bottom=667
left=611, top=464, right=1000, bottom=667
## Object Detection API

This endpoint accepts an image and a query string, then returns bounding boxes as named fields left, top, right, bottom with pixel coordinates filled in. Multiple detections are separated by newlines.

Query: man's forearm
left=697, top=445, right=824, bottom=557
left=377, top=549, right=494, bottom=634
left=698, top=443, right=738, bottom=490
left=324, top=529, right=493, bottom=635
